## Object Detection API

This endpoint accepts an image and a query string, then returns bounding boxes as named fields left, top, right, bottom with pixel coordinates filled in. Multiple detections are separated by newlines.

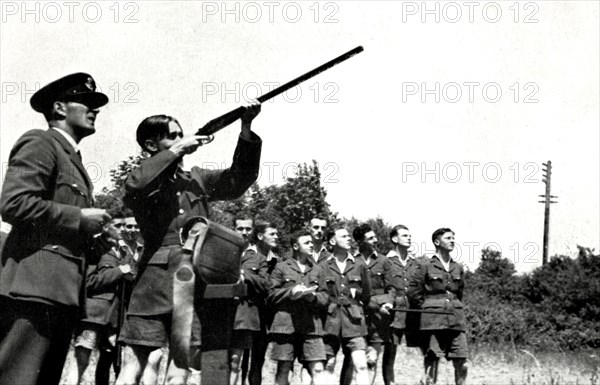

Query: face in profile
left=434, top=231, right=455, bottom=252
left=258, top=227, right=279, bottom=249
left=393, top=228, right=412, bottom=248
left=330, top=229, right=352, bottom=251
left=294, top=235, right=314, bottom=257
left=361, top=230, right=378, bottom=254
left=105, top=218, right=124, bottom=241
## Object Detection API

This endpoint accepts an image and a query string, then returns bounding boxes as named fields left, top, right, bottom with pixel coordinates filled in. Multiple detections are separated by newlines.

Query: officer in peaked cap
left=0, top=72, right=111, bottom=385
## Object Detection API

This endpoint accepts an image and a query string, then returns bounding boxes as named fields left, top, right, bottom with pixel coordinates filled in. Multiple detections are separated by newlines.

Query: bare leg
left=307, top=361, right=326, bottom=385
left=165, top=358, right=191, bottom=385
left=366, top=344, right=382, bottom=385
left=140, top=348, right=164, bottom=385
left=453, top=358, right=468, bottom=385
left=116, top=345, right=151, bottom=385
left=274, top=361, right=293, bottom=385
left=424, top=356, right=439, bottom=385
left=65, top=346, right=92, bottom=385
left=350, top=350, right=370, bottom=385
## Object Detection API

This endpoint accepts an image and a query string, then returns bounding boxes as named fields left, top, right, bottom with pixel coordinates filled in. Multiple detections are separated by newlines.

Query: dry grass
left=61, top=343, right=600, bottom=385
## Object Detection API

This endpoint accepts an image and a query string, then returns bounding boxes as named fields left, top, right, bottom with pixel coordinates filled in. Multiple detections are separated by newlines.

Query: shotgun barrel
left=196, top=46, right=364, bottom=136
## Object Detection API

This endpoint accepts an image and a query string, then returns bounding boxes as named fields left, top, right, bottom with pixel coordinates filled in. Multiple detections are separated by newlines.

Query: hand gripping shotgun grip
left=195, top=46, right=364, bottom=136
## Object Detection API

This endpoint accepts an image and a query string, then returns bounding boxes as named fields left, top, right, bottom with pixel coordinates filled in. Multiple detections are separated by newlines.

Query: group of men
left=0, top=72, right=468, bottom=385
left=224, top=217, right=469, bottom=385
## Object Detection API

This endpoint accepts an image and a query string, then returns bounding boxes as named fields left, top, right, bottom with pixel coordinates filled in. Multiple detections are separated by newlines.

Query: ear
left=53, top=101, right=67, bottom=118
left=292, top=242, right=299, bottom=251
left=257, top=233, right=264, bottom=241
left=433, top=239, right=440, bottom=247
left=144, top=139, right=158, bottom=153
left=329, top=237, right=336, bottom=246
left=391, top=235, right=398, bottom=244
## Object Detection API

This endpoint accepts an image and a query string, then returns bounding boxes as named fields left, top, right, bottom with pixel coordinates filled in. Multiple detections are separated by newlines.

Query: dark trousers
left=0, top=297, right=77, bottom=385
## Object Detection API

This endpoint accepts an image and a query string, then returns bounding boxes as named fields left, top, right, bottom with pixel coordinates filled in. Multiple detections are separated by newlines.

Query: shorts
left=390, top=328, right=405, bottom=345
left=422, top=330, right=468, bottom=359
left=119, top=313, right=201, bottom=348
left=271, top=334, right=326, bottom=362
left=323, top=335, right=367, bottom=358
left=230, top=330, right=254, bottom=350
left=74, top=322, right=115, bottom=351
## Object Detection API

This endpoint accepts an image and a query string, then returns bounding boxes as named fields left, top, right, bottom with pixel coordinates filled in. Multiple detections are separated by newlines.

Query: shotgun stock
left=196, top=46, right=364, bottom=136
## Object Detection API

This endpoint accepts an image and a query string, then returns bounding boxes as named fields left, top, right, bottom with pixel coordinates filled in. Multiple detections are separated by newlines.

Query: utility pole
left=538, top=161, right=558, bottom=265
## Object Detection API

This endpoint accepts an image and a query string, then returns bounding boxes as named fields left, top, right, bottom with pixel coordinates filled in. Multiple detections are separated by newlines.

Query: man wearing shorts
left=408, top=228, right=468, bottom=385
left=321, top=226, right=371, bottom=385
left=268, top=230, right=329, bottom=385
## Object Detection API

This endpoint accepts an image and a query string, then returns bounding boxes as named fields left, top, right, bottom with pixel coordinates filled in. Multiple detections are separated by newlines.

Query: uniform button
left=446, top=299, right=450, bottom=302
left=179, top=209, right=184, bottom=214
left=72, top=183, right=77, bottom=187
left=176, top=191, right=182, bottom=196
left=52, top=245, right=58, bottom=250
left=341, top=284, right=345, bottom=287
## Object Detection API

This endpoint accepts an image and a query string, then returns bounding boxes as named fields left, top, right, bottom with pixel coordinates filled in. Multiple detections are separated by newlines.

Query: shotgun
left=196, top=46, right=364, bottom=136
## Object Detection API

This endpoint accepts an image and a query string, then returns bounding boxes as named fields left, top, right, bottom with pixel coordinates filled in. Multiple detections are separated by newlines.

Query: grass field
left=61, top=343, right=600, bottom=385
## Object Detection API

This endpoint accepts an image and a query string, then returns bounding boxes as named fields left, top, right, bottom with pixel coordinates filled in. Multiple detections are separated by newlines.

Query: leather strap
left=171, top=220, right=209, bottom=369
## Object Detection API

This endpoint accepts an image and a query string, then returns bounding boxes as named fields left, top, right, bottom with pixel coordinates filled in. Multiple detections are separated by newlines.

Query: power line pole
left=538, top=161, right=558, bottom=265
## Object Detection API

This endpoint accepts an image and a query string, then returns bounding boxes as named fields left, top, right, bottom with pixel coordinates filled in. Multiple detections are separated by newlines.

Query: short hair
left=251, top=221, right=277, bottom=244
left=352, top=223, right=372, bottom=242
left=136, top=115, right=181, bottom=151
left=390, top=224, right=409, bottom=241
left=232, top=215, right=253, bottom=228
left=326, top=225, right=347, bottom=243
left=432, top=228, right=454, bottom=244
left=289, top=229, right=312, bottom=248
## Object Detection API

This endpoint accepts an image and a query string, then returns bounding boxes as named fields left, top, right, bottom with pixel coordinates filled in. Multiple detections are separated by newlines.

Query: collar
left=50, top=127, right=79, bottom=153
left=431, top=254, right=454, bottom=266
left=245, top=243, right=258, bottom=254
left=315, top=244, right=328, bottom=254
left=327, top=252, right=355, bottom=262
left=387, top=249, right=414, bottom=260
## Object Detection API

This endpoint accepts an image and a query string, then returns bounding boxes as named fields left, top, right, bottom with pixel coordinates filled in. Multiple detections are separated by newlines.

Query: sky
left=1, top=0, right=598, bottom=272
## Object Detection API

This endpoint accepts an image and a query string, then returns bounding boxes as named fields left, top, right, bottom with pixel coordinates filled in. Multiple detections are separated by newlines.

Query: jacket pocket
left=54, top=172, right=89, bottom=205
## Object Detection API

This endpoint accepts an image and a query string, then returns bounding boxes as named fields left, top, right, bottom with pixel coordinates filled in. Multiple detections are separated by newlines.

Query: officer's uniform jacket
left=0, top=129, right=94, bottom=308
left=268, top=257, right=329, bottom=336
left=386, top=250, right=420, bottom=330
left=82, top=246, right=129, bottom=327
left=123, top=133, right=261, bottom=316
left=321, top=254, right=371, bottom=338
left=233, top=244, right=270, bottom=332
left=407, top=255, right=466, bottom=331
